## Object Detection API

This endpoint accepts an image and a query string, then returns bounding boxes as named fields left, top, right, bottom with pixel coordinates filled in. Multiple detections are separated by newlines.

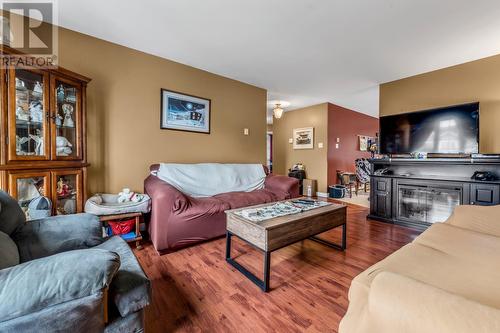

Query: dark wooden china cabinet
left=0, top=47, right=90, bottom=220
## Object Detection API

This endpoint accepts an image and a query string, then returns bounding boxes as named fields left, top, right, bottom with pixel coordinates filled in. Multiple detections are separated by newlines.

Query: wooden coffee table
left=225, top=200, right=347, bottom=292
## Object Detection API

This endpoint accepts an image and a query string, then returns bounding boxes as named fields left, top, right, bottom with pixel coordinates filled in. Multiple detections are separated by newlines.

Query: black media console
left=368, top=158, right=500, bottom=231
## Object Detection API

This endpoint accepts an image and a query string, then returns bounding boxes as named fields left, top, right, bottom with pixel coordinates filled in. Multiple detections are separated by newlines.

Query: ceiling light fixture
left=273, top=104, right=284, bottom=119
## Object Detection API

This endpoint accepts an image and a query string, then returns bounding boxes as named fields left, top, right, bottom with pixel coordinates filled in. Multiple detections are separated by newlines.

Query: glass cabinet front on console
left=398, top=186, right=461, bottom=224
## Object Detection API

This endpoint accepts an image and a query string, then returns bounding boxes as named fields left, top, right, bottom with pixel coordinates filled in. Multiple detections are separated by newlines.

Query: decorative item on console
left=411, top=152, right=428, bottom=159
left=369, top=143, right=378, bottom=159
left=118, top=188, right=145, bottom=203
left=56, top=136, right=73, bottom=156
left=29, top=101, right=44, bottom=122
left=471, top=171, right=497, bottom=181
left=62, top=104, right=74, bottom=127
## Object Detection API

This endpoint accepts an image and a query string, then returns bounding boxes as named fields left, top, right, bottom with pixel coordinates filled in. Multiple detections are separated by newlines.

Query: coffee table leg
left=309, top=223, right=347, bottom=251
left=226, top=231, right=232, bottom=259
left=342, top=222, right=347, bottom=249
left=263, top=251, right=271, bottom=292
left=226, top=232, right=271, bottom=292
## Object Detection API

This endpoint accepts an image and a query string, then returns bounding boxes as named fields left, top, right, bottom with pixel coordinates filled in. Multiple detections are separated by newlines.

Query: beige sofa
left=340, top=205, right=500, bottom=333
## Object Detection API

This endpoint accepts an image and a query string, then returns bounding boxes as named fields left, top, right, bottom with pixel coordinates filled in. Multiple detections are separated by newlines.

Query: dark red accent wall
left=327, top=103, right=379, bottom=185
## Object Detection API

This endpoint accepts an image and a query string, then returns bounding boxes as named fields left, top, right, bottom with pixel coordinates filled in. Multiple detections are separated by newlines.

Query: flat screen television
left=379, top=103, right=479, bottom=155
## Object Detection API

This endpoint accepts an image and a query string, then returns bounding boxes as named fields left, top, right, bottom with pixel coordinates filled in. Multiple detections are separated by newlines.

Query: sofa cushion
left=0, top=249, right=119, bottom=323
left=0, top=191, right=26, bottom=236
left=96, top=236, right=150, bottom=317
left=214, top=189, right=277, bottom=209
left=351, top=240, right=500, bottom=310
left=342, top=271, right=500, bottom=333
left=415, top=222, right=500, bottom=263
left=445, top=205, right=500, bottom=237
left=0, top=230, right=19, bottom=269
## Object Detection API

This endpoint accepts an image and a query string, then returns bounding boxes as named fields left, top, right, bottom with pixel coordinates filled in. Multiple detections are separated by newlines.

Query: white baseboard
left=316, top=192, right=328, bottom=198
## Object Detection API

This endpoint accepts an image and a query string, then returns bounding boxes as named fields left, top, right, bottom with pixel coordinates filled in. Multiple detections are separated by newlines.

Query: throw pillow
left=0, top=230, right=20, bottom=269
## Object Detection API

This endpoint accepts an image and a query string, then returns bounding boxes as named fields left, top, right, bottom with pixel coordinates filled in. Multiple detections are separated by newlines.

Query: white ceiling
left=57, top=0, right=500, bottom=121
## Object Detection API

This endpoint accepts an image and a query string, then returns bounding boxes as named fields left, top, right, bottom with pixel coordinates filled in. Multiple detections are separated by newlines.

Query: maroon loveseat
left=144, top=164, right=299, bottom=253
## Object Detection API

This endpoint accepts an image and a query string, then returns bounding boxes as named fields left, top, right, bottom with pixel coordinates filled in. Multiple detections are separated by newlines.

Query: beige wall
left=380, top=54, right=500, bottom=153
left=55, top=28, right=267, bottom=194
left=272, top=103, right=328, bottom=192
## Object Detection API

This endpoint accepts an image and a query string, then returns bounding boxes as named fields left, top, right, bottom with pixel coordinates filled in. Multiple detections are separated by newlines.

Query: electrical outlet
left=318, top=142, right=324, bottom=148
left=243, top=128, right=249, bottom=135
left=288, top=138, right=293, bottom=144
left=335, top=143, right=339, bottom=149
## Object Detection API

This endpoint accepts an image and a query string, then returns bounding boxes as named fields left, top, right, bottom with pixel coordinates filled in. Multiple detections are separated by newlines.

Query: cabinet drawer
left=470, top=184, right=500, bottom=206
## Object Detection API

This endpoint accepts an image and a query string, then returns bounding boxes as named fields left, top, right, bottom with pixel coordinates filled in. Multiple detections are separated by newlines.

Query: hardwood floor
left=133, top=202, right=421, bottom=333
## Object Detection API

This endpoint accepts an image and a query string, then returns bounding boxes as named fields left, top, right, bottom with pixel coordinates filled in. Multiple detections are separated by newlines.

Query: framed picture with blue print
left=160, top=89, right=211, bottom=134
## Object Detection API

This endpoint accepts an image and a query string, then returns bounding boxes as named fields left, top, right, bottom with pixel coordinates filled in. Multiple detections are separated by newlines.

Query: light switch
left=318, top=142, right=324, bottom=148
left=243, top=128, right=249, bottom=135
left=336, top=138, right=340, bottom=143
left=288, top=138, right=293, bottom=144
left=335, top=143, right=339, bottom=149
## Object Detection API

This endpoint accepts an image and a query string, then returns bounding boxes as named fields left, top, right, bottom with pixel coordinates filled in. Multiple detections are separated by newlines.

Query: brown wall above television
left=380, top=53, right=500, bottom=154
left=54, top=27, right=267, bottom=194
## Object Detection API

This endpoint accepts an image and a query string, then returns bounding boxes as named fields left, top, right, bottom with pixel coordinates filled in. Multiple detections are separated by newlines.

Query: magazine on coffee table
left=234, top=199, right=331, bottom=222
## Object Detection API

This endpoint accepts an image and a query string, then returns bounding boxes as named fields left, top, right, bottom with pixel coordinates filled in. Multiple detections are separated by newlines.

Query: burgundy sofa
left=144, top=164, right=300, bottom=253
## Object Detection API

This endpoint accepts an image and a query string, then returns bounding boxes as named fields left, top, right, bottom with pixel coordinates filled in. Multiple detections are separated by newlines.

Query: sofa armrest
left=445, top=205, right=500, bottom=237
left=0, top=249, right=120, bottom=323
left=144, top=174, right=190, bottom=212
left=340, top=271, right=500, bottom=333
left=264, top=174, right=300, bottom=198
left=12, top=213, right=104, bottom=262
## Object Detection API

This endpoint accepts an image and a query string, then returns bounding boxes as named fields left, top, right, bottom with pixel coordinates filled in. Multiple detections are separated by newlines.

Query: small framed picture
left=160, top=89, right=211, bottom=134
left=359, top=135, right=368, bottom=151
left=293, top=127, right=314, bottom=149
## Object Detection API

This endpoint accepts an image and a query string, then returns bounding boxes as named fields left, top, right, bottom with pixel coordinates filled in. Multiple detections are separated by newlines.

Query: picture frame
left=359, top=135, right=369, bottom=151
left=160, top=89, right=211, bottom=134
left=359, top=135, right=376, bottom=151
left=293, top=127, right=314, bottom=149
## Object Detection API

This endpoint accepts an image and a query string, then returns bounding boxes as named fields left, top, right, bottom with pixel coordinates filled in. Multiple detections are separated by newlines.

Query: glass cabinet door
left=50, top=75, right=82, bottom=160
left=52, top=169, right=82, bottom=215
left=8, top=68, right=50, bottom=161
left=8, top=172, right=51, bottom=220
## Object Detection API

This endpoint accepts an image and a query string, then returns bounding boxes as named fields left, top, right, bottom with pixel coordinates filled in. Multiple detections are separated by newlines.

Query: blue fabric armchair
left=0, top=191, right=150, bottom=333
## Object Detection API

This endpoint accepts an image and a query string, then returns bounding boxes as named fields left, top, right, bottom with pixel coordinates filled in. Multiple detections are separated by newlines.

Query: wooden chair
left=337, top=170, right=358, bottom=198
